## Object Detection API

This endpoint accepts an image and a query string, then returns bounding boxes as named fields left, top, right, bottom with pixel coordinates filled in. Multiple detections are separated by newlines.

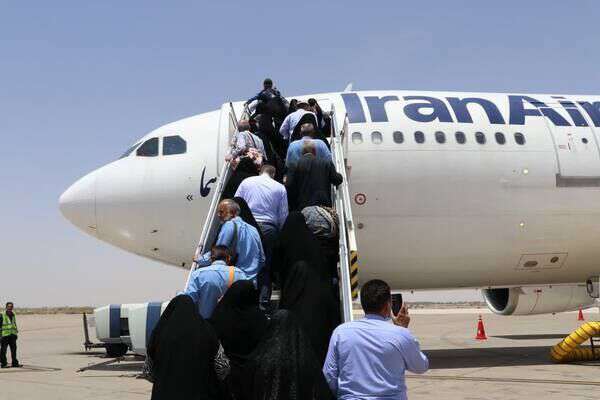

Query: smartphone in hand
left=391, top=293, right=403, bottom=316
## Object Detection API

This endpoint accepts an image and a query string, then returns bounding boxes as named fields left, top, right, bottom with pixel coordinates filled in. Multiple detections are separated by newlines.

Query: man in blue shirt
left=286, top=123, right=332, bottom=169
left=323, top=279, right=429, bottom=400
left=184, top=245, right=247, bottom=318
left=196, top=199, right=265, bottom=283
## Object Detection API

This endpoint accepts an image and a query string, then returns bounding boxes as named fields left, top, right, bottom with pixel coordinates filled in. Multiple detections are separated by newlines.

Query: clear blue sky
left=2, top=2, right=599, bottom=306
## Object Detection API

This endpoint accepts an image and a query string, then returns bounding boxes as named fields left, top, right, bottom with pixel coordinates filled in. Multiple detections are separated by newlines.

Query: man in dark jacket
left=246, top=78, right=288, bottom=130
left=285, top=141, right=343, bottom=211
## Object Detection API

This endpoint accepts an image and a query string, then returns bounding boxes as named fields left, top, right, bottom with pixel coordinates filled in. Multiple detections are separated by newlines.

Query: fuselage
left=59, top=90, right=600, bottom=290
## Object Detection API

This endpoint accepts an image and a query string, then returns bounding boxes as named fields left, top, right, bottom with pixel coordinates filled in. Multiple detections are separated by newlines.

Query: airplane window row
left=352, top=131, right=527, bottom=146
left=119, top=136, right=187, bottom=159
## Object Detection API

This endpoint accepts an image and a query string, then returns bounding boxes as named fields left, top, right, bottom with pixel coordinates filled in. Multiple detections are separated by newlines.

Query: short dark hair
left=5, top=302, right=13, bottom=308
left=263, top=78, right=273, bottom=86
left=360, top=279, right=391, bottom=314
left=211, top=245, right=231, bottom=263
left=261, top=164, right=276, bottom=178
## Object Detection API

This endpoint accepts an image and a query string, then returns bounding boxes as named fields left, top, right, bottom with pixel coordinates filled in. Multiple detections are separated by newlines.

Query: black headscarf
left=279, top=261, right=340, bottom=364
left=272, top=212, right=333, bottom=288
left=147, top=295, right=220, bottom=400
left=222, top=157, right=258, bottom=199
left=233, top=197, right=265, bottom=251
left=287, top=99, right=298, bottom=115
left=290, top=113, right=319, bottom=142
left=242, top=310, right=334, bottom=400
left=210, top=280, right=268, bottom=362
left=233, top=197, right=263, bottom=237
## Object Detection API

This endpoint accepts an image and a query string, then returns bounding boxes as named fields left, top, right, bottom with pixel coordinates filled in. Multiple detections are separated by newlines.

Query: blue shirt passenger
left=196, top=216, right=265, bottom=283
left=286, top=137, right=332, bottom=169
left=323, top=279, right=428, bottom=400
left=184, top=259, right=247, bottom=319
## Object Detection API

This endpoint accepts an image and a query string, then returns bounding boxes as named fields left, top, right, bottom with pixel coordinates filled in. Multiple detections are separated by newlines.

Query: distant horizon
left=8, top=299, right=489, bottom=312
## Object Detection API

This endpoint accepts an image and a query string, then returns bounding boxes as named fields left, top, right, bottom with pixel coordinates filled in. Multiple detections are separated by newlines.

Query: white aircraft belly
left=350, top=143, right=600, bottom=289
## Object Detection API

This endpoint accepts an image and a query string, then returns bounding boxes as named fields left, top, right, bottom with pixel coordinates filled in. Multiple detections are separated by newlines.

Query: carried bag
left=302, top=205, right=339, bottom=239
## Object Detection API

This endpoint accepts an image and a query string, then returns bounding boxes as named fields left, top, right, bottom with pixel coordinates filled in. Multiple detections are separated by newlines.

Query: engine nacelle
left=482, top=285, right=597, bottom=316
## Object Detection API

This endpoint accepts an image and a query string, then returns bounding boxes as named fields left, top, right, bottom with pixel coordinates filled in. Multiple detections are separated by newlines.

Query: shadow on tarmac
left=82, top=361, right=145, bottom=372
left=491, top=334, right=570, bottom=340
left=77, top=355, right=145, bottom=373
left=0, top=365, right=62, bottom=373
left=425, top=346, right=554, bottom=369
left=62, top=351, right=106, bottom=356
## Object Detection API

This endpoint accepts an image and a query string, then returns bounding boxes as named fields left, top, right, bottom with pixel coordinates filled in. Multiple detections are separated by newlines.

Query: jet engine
left=482, top=285, right=597, bottom=316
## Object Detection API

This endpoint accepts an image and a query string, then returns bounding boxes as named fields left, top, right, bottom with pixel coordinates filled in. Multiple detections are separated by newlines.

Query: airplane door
left=542, top=106, right=600, bottom=180
left=217, top=102, right=242, bottom=170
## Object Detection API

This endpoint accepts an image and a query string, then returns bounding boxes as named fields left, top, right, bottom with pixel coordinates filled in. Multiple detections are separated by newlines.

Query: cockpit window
left=163, top=135, right=187, bottom=155
left=136, top=137, right=159, bottom=157
left=119, top=142, right=141, bottom=159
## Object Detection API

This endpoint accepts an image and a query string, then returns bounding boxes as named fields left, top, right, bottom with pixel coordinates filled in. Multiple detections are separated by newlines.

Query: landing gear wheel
left=106, top=343, right=128, bottom=358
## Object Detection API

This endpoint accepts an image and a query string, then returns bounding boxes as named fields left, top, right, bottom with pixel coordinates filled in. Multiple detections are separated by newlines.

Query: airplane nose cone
left=59, top=172, right=98, bottom=235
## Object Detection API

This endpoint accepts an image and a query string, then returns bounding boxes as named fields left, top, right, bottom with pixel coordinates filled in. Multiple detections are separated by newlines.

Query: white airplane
left=60, top=89, right=600, bottom=323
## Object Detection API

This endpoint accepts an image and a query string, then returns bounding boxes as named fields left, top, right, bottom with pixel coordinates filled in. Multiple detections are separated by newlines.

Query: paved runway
left=2, top=310, right=599, bottom=400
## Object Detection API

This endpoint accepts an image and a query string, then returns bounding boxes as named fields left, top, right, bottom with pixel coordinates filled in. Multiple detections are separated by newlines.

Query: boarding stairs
left=330, top=108, right=360, bottom=321
left=185, top=102, right=359, bottom=323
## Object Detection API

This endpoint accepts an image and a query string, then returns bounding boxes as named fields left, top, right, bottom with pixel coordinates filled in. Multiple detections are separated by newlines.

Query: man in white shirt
left=235, top=164, right=288, bottom=309
left=279, top=101, right=319, bottom=142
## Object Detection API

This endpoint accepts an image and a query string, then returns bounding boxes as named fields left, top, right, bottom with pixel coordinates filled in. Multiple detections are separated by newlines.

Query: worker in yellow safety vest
left=1, top=302, right=20, bottom=368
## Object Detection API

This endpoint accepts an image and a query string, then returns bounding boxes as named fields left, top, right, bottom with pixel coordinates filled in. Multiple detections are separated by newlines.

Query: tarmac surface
left=2, top=309, right=600, bottom=400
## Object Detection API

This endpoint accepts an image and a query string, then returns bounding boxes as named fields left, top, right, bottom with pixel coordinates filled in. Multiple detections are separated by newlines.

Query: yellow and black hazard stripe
left=349, top=251, right=359, bottom=300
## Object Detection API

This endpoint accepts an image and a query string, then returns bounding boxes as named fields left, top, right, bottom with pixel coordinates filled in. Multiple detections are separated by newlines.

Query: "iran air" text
left=341, top=93, right=600, bottom=127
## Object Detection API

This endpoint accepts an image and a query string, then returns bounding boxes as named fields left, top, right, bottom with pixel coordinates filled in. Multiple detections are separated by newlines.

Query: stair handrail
left=184, top=102, right=239, bottom=288
left=330, top=105, right=356, bottom=322
left=338, top=114, right=358, bottom=258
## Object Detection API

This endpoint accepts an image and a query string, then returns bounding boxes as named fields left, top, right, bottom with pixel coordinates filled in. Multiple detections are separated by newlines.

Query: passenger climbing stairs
left=185, top=102, right=360, bottom=322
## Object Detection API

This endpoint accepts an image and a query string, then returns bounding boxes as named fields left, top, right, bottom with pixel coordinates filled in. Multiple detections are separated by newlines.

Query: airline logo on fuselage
left=200, top=166, right=216, bottom=197
left=341, top=93, right=600, bottom=127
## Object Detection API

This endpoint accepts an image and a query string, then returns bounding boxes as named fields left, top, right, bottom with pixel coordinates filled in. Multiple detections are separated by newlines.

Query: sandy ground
left=1, top=310, right=600, bottom=400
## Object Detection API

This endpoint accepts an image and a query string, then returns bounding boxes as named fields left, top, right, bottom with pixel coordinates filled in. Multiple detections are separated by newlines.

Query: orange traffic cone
left=578, top=307, right=585, bottom=321
left=475, top=315, right=487, bottom=340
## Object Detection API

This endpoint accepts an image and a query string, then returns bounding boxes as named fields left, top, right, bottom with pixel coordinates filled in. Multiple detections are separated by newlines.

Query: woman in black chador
left=279, top=261, right=339, bottom=364
left=241, top=310, right=334, bottom=400
left=210, top=280, right=269, bottom=400
left=272, top=212, right=337, bottom=290
left=147, top=295, right=229, bottom=400
left=222, top=157, right=258, bottom=200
